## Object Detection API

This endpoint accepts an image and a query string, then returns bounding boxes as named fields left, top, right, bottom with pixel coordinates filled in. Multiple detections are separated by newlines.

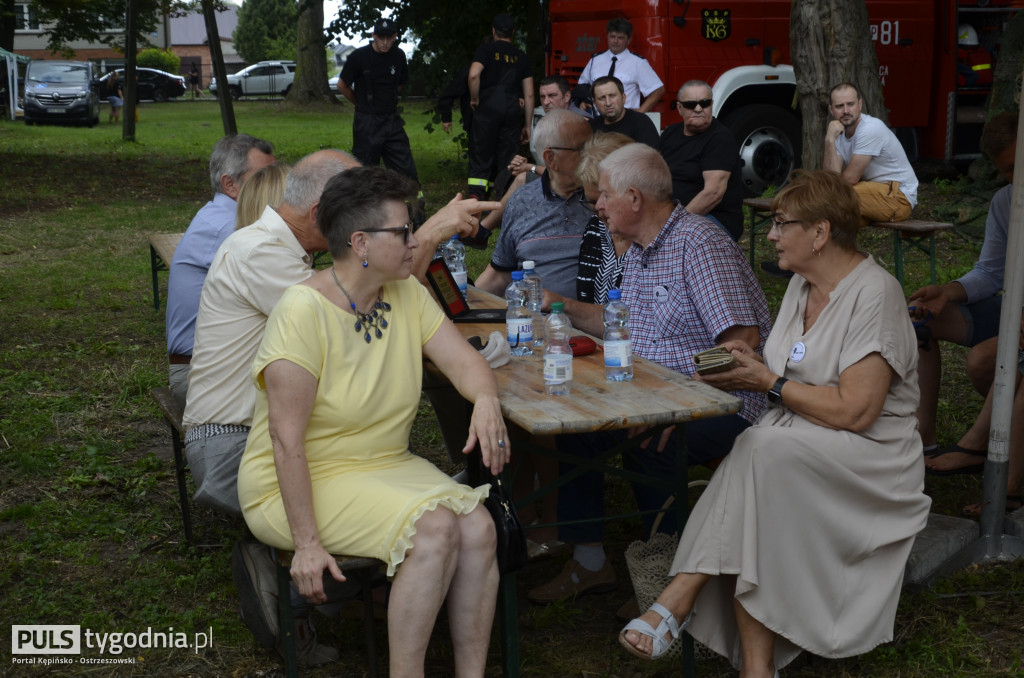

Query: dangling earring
left=811, top=246, right=817, bottom=255
left=362, top=253, right=369, bottom=268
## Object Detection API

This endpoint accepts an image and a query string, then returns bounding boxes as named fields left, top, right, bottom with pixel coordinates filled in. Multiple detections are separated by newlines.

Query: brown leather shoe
left=527, top=558, right=617, bottom=604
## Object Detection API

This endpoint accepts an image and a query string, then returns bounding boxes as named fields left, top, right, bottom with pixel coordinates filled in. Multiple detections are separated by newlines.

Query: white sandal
left=617, top=602, right=693, bottom=660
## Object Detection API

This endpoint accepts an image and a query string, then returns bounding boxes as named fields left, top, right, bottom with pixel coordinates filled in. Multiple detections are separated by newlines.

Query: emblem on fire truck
left=702, top=8, right=731, bottom=42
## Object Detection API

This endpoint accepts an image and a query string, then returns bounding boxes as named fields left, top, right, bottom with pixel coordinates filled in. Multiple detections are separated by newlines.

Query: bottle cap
left=523, top=260, right=536, bottom=270
left=608, top=289, right=621, bottom=300
left=511, top=270, right=524, bottom=280
left=450, top=234, right=459, bottom=241
left=551, top=302, right=564, bottom=312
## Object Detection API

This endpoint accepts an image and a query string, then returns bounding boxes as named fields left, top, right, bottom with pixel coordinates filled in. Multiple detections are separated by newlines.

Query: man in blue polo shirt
left=474, top=109, right=593, bottom=299
left=165, top=134, right=275, bottom=409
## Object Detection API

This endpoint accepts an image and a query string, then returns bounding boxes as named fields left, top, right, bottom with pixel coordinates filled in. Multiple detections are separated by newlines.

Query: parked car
left=328, top=74, right=340, bottom=91
left=99, top=68, right=186, bottom=103
left=23, top=60, right=101, bottom=127
left=209, top=61, right=295, bottom=99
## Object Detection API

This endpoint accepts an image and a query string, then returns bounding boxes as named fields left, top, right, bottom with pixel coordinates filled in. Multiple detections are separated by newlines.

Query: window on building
left=14, top=3, right=40, bottom=31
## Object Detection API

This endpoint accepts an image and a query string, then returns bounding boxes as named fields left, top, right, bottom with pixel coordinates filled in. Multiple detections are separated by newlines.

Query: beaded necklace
left=330, top=267, right=391, bottom=343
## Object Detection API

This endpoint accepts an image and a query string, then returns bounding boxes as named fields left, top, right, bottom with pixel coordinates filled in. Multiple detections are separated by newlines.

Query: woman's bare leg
left=445, top=506, right=498, bottom=678
left=734, top=597, right=776, bottom=678
left=387, top=507, right=460, bottom=678
left=620, top=571, right=712, bottom=656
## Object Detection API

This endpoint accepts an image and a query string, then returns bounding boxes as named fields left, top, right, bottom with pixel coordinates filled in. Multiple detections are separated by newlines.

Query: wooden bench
left=273, top=550, right=385, bottom=677
left=151, top=386, right=193, bottom=543
left=149, top=233, right=184, bottom=311
left=743, top=197, right=955, bottom=287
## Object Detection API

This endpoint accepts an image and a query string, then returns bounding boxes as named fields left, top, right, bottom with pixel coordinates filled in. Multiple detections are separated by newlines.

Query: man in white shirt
left=576, top=18, right=664, bottom=114
left=823, top=82, right=918, bottom=224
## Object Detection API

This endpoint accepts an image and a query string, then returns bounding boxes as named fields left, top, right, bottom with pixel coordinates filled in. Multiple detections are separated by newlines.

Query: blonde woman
left=235, top=163, right=288, bottom=230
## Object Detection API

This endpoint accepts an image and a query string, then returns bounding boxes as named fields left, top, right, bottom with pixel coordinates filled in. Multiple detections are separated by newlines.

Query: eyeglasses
left=769, top=218, right=802, bottom=236
left=548, top=145, right=583, bottom=153
left=677, top=98, right=712, bottom=110
left=579, top=194, right=598, bottom=212
left=352, top=222, right=412, bottom=244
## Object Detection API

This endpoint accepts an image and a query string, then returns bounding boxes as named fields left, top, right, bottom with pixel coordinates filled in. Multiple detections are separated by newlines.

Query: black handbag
left=468, top=452, right=527, bottom=574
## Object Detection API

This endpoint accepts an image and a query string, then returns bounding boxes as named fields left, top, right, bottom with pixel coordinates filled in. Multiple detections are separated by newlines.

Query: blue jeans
left=555, top=413, right=750, bottom=543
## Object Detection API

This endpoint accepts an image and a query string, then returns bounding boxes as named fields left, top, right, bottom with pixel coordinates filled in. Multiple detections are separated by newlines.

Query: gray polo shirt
left=490, top=172, right=592, bottom=298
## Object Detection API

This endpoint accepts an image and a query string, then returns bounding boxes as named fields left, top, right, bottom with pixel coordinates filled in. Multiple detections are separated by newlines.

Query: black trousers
left=466, top=87, right=521, bottom=199
left=352, top=111, right=419, bottom=184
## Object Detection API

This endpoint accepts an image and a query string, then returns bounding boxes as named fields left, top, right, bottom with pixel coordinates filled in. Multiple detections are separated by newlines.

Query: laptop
left=426, top=257, right=506, bottom=323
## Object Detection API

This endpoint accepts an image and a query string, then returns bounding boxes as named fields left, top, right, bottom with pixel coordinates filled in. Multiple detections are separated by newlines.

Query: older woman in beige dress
left=618, top=169, right=931, bottom=677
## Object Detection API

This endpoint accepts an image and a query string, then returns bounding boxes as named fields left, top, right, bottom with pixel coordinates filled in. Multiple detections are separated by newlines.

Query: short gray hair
left=282, top=150, right=360, bottom=212
left=533, top=108, right=589, bottom=155
left=598, top=144, right=673, bottom=203
left=208, top=134, right=274, bottom=195
left=677, top=80, right=712, bottom=100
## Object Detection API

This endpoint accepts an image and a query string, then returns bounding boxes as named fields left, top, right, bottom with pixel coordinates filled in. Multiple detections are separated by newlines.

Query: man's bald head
left=283, top=150, right=360, bottom=212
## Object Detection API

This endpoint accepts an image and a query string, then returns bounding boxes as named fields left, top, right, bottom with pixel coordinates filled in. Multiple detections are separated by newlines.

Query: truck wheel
left=230, top=85, right=242, bottom=101
left=153, top=89, right=167, bottom=103
left=722, top=104, right=802, bottom=197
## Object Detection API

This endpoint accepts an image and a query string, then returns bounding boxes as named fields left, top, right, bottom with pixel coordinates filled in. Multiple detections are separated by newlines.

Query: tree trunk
left=203, top=0, right=236, bottom=135
left=123, top=0, right=137, bottom=141
left=288, top=0, right=332, bottom=104
left=0, top=0, right=15, bottom=52
left=790, top=0, right=884, bottom=171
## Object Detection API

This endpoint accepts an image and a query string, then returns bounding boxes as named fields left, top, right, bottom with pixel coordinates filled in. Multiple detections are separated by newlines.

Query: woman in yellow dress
left=239, top=165, right=509, bottom=676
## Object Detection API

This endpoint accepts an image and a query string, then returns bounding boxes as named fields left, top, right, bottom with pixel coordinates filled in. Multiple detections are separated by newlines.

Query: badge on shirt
left=790, top=341, right=806, bottom=363
left=653, top=285, right=669, bottom=304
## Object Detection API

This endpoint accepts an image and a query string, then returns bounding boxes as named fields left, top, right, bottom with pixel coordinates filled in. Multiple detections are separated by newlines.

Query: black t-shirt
left=340, top=43, right=408, bottom=115
left=472, top=40, right=530, bottom=95
left=589, top=109, right=660, bottom=149
left=658, top=118, right=744, bottom=240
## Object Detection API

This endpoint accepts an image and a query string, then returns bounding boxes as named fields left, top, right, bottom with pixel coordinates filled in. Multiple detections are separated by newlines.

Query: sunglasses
left=351, top=222, right=412, bottom=245
left=677, top=98, right=712, bottom=110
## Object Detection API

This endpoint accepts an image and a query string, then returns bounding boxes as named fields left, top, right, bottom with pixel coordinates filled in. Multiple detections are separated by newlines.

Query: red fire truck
left=548, top=0, right=1020, bottom=195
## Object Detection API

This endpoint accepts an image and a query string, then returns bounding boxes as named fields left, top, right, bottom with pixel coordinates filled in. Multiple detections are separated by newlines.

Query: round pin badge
left=653, top=285, right=669, bottom=304
left=790, top=341, right=806, bottom=363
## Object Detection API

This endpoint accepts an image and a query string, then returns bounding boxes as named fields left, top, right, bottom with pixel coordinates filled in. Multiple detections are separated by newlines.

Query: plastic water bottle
left=544, top=302, right=573, bottom=395
left=444, top=235, right=468, bottom=294
left=603, top=289, right=633, bottom=381
left=505, top=271, right=533, bottom=356
left=522, top=260, right=544, bottom=347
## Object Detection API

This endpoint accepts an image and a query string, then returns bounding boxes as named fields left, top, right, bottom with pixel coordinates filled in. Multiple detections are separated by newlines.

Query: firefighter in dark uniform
left=466, top=13, right=534, bottom=200
left=338, top=17, right=421, bottom=193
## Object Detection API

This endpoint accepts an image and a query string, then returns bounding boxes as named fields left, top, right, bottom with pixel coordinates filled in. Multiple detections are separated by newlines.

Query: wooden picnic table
left=446, top=288, right=742, bottom=678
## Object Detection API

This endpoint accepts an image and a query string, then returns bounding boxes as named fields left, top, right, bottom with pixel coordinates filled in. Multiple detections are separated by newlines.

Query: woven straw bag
left=623, top=481, right=710, bottom=659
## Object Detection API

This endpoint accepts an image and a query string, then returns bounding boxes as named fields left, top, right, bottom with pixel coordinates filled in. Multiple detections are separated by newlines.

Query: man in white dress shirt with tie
left=576, top=18, right=664, bottom=114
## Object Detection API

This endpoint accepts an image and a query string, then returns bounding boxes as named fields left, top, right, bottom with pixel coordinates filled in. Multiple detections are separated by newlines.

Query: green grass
left=1, top=102, right=1022, bottom=677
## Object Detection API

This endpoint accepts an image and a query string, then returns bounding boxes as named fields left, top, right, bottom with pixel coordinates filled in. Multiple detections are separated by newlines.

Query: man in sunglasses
left=658, top=80, right=745, bottom=241
left=588, top=76, right=660, bottom=149
left=823, top=82, right=918, bottom=225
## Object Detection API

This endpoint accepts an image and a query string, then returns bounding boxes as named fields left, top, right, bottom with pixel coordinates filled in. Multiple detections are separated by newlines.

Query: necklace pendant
left=354, top=319, right=362, bottom=332
left=363, top=331, right=371, bottom=343
left=380, top=317, right=388, bottom=329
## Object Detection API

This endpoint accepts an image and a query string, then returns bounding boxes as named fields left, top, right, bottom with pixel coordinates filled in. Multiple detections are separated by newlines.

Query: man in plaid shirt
left=527, top=143, right=771, bottom=608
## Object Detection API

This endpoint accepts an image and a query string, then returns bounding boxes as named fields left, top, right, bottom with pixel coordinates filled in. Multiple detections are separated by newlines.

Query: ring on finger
left=498, top=439, right=505, bottom=448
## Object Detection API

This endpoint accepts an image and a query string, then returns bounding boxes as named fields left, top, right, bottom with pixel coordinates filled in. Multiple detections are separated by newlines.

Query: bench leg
left=170, top=428, right=193, bottom=544
left=891, top=230, right=905, bottom=289
left=277, top=561, right=299, bottom=678
left=150, top=244, right=161, bottom=311
left=498, top=573, right=520, bottom=678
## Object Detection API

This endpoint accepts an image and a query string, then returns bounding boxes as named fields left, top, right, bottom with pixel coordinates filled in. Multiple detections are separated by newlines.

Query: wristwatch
left=766, top=376, right=788, bottom=405
left=530, top=165, right=537, bottom=174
